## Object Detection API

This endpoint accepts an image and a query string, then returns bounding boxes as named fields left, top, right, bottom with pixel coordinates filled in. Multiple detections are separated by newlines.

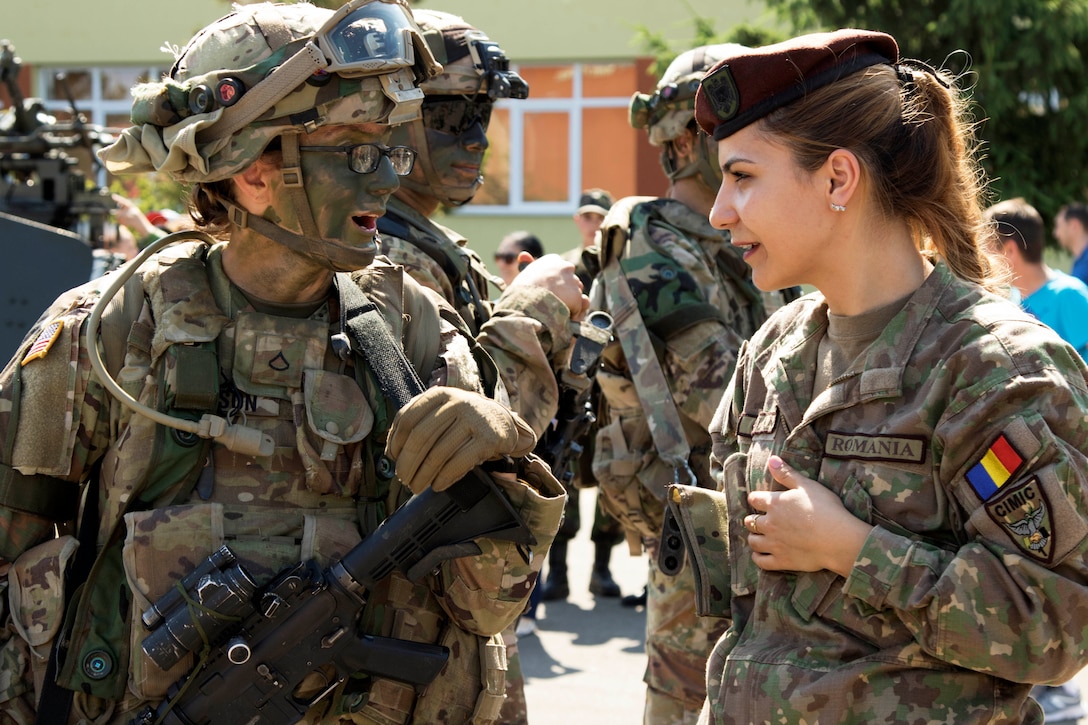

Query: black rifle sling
left=336, top=273, right=425, bottom=411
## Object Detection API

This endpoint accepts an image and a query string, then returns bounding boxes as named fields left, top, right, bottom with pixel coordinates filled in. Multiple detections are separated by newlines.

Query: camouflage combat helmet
left=98, top=0, right=441, bottom=271
left=390, top=9, right=528, bottom=206
left=629, top=43, right=745, bottom=184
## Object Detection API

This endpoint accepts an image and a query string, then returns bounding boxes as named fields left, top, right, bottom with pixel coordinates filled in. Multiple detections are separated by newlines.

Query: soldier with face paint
left=0, top=3, right=565, bottom=723
left=375, top=15, right=588, bottom=723
left=378, top=10, right=588, bottom=442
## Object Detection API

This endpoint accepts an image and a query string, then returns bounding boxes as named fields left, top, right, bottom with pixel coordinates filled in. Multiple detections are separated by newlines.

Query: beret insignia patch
left=701, top=64, right=739, bottom=121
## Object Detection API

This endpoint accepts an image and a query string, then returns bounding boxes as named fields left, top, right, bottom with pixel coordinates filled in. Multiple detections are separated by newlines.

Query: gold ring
left=749, top=513, right=763, bottom=535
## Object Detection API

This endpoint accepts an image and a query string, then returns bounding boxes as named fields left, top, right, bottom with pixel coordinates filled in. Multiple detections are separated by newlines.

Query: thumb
left=767, top=456, right=800, bottom=490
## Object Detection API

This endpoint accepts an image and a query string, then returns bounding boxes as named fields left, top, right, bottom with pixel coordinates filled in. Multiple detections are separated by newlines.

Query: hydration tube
left=86, top=230, right=275, bottom=457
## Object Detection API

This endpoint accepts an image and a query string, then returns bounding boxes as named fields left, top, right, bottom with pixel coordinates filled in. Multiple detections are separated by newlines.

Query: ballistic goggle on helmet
left=629, top=44, right=742, bottom=146
left=99, top=0, right=441, bottom=183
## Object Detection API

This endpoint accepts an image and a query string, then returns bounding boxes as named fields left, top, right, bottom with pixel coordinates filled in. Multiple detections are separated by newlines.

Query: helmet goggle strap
left=198, top=0, right=435, bottom=144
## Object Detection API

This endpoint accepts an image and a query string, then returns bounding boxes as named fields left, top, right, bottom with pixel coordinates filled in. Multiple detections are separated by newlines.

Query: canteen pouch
left=666, top=484, right=732, bottom=618
left=4, top=535, right=79, bottom=708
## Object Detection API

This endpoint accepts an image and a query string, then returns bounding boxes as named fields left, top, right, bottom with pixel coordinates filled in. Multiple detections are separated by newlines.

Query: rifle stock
left=134, top=467, right=533, bottom=725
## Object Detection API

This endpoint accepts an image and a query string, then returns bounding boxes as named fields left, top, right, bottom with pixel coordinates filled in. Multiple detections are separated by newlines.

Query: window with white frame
left=464, top=61, right=640, bottom=216
left=35, top=65, right=162, bottom=131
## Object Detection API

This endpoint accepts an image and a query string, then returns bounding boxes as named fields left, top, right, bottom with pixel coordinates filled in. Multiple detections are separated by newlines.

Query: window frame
left=460, top=61, right=633, bottom=217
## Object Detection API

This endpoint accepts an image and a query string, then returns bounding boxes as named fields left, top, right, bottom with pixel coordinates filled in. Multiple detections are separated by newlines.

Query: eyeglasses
left=494, top=252, right=519, bottom=264
left=297, top=143, right=416, bottom=175
left=421, top=96, right=494, bottom=136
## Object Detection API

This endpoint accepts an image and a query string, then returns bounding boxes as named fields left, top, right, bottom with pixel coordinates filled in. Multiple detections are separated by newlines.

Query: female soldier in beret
left=674, top=29, right=1088, bottom=724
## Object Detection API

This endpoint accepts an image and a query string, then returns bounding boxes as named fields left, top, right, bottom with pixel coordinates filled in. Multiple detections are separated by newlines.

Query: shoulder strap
left=336, top=272, right=425, bottom=409
left=599, top=252, right=693, bottom=480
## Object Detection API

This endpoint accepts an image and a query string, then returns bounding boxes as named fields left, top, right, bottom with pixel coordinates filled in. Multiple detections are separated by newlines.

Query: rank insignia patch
left=985, top=477, right=1053, bottom=563
left=965, top=433, right=1024, bottom=500
left=21, top=319, right=64, bottom=366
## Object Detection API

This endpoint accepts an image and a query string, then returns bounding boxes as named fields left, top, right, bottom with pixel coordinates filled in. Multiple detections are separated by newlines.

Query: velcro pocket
left=9, top=535, right=79, bottom=650
left=666, top=484, right=731, bottom=618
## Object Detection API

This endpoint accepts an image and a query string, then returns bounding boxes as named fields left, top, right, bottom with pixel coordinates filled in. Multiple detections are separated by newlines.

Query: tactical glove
left=385, top=386, right=537, bottom=494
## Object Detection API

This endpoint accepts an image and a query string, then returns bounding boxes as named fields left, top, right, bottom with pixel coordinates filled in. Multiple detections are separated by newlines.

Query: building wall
left=9, top=0, right=764, bottom=65
left=6, top=0, right=764, bottom=270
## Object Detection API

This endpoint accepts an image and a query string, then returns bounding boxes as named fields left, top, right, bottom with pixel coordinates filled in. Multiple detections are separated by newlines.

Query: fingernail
left=768, top=457, right=783, bottom=471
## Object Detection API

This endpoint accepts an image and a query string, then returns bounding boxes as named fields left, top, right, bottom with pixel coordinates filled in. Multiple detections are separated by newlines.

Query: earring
left=830, top=203, right=846, bottom=212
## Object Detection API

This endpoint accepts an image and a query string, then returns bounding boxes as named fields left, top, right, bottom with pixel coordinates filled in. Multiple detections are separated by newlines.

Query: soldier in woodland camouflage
left=0, top=3, right=565, bottom=723
left=673, top=30, right=1088, bottom=724
left=588, top=45, right=768, bottom=725
left=375, top=12, right=587, bottom=724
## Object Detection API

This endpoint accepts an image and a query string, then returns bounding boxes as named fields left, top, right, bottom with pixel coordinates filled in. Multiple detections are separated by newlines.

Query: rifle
left=132, top=466, right=534, bottom=725
left=535, top=310, right=613, bottom=487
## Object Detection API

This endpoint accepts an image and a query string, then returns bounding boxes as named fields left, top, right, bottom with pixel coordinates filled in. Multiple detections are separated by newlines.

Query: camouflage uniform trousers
left=643, top=550, right=725, bottom=725
left=497, top=621, right=526, bottom=725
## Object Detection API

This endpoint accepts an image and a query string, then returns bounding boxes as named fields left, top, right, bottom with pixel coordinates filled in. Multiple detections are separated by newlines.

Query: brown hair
left=755, top=63, right=1004, bottom=292
left=985, top=197, right=1045, bottom=264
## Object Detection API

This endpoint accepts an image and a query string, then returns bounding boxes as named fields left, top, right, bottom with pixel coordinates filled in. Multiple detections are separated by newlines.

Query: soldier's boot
left=588, top=541, right=621, bottom=597
left=541, top=540, right=570, bottom=601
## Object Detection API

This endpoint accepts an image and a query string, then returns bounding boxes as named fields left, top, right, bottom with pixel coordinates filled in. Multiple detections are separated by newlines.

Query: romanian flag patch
left=21, top=319, right=64, bottom=366
left=965, top=433, right=1024, bottom=500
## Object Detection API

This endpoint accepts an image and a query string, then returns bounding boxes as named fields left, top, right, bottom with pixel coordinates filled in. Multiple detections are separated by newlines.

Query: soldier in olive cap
left=0, top=3, right=565, bottom=723
left=588, top=45, right=770, bottom=724
left=673, top=29, right=1088, bottom=723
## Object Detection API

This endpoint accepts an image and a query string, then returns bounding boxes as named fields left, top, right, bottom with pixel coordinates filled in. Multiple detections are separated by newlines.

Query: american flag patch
left=21, top=319, right=64, bottom=366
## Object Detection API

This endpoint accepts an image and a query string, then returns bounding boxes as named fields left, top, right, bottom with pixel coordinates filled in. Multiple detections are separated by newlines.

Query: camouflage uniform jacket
left=0, top=240, right=565, bottom=724
left=705, top=261, right=1088, bottom=724
left=379, top=196, right=575, bottom=438
left=590, top=196, right=764, bottom=551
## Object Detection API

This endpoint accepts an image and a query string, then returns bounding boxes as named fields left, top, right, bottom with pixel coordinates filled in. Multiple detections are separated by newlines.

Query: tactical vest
left=42, top=241, right=503, bottom=722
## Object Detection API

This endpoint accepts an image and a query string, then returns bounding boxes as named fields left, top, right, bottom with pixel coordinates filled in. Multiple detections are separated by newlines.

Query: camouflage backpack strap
left=378, top=208, right=491, bottom=332
left=597, top=199, right=694, bottom=480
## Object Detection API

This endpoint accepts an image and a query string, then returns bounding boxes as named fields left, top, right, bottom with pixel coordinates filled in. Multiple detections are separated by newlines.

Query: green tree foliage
left=111, top=172, right=188, bottom=219
left=634, top=6, right=786, bottom=80
left=761, top=0, right=1088, bottom=223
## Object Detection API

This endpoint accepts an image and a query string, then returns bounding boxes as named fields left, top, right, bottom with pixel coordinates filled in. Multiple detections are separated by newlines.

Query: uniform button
left=83, top=650, right=113, bottom=679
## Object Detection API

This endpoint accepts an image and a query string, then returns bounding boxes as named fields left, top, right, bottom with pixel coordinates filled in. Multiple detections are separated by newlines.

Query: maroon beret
left=695, top=29, right=899, bottom=141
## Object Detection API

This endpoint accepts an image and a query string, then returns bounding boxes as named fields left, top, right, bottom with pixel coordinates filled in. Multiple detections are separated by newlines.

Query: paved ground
left=520, top=489, right=650, bottom=724
left=519, top=489, right=1088, bottom=725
